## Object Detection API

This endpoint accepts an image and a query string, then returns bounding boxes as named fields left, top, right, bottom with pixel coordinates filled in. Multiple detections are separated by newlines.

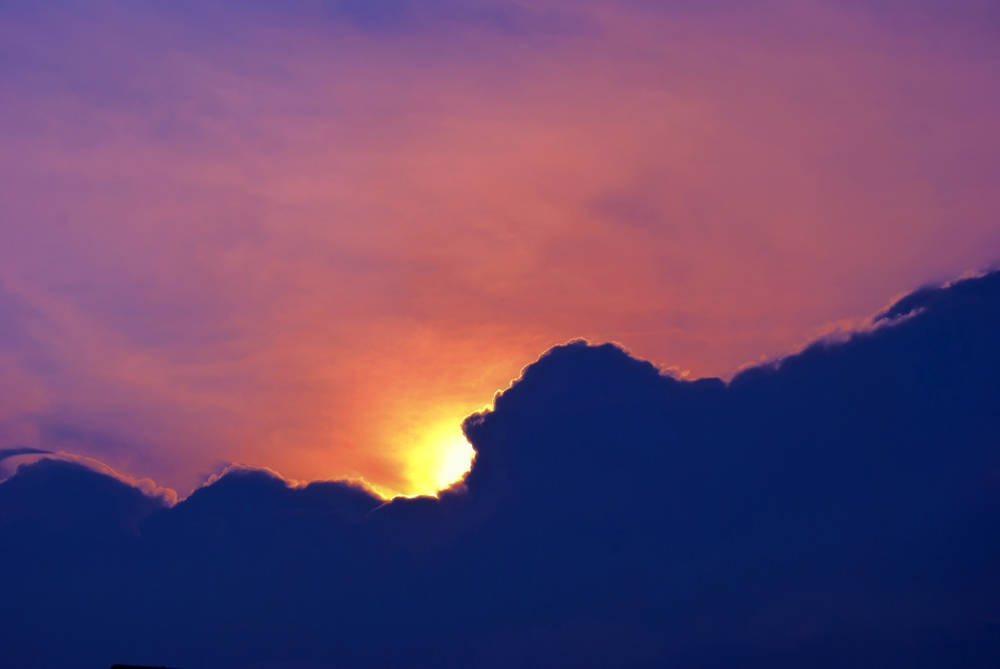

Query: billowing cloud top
left=2, top=271, right=999, bottom=668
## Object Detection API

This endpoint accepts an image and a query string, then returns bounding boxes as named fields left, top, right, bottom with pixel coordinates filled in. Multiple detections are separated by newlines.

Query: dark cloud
left=2, top=272, right=1000, bottom=668
left=0, top=447, right=51, bottom=463
left=0, top=458, right=165, bottom=533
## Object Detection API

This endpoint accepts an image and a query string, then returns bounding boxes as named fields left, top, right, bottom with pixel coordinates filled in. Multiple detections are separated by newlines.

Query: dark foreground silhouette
left=2, top=272, right=1000, bottom=669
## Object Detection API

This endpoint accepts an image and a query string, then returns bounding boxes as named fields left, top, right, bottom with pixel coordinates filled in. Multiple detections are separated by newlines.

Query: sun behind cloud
left=394, top=419, right=476, bottom=498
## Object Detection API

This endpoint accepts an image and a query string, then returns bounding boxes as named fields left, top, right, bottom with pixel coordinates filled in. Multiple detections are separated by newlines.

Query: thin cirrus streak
left=0, top=0, right=998, bottom=497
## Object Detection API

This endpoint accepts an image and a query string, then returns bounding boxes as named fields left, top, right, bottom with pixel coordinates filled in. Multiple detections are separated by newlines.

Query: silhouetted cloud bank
left=2, top=272, right=1000, bottom=668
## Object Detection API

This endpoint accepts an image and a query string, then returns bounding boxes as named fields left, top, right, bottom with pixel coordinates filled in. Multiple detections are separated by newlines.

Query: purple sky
left=1, top=0, right=999, bottom=497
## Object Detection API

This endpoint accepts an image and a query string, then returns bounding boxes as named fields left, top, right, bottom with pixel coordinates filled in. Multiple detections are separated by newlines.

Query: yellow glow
left=396, top=420, right=475, bottom=497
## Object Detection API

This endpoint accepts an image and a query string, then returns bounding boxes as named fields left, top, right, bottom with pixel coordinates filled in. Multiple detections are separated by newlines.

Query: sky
left=1, top=0, right=999, bottom=497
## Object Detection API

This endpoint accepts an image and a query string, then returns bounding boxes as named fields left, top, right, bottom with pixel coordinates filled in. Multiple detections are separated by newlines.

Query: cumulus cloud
left=0, top=447, right=52, bottom=481
left=0, top=447, right=177, bottom=506
left=1, top=271, right=999, bottom=668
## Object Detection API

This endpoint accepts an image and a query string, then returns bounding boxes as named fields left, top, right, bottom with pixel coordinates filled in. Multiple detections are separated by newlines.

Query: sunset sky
left=1, top=0, right=999, bottom=497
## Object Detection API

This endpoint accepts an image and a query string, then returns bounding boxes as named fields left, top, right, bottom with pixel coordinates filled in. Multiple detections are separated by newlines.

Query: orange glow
left=0, top=2, right=998, bottom=497
left=382, top=416, right=476, bottom=498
